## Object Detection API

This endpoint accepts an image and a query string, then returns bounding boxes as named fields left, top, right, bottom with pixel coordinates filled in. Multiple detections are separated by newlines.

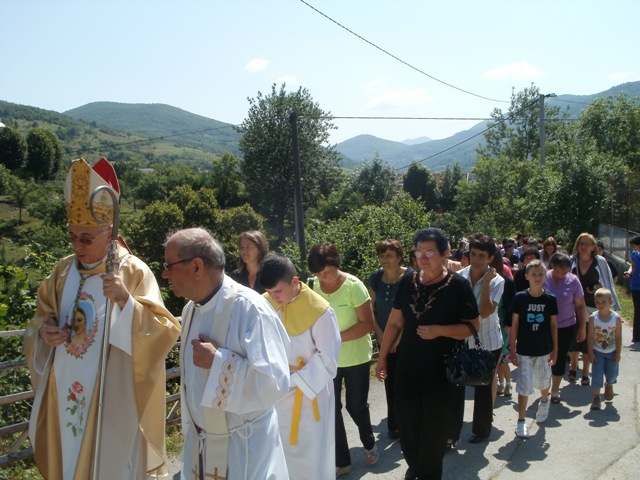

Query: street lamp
left=539, top=93, right=557, bottom=166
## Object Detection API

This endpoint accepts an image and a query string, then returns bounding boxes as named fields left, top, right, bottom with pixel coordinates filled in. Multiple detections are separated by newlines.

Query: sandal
left=365, top=444, right=378, bottom=466
left=568, top=370, right=577, bottom=382
left=550, top=395, right=561, bottom=404
left=581, top=376, right=590, bottom=386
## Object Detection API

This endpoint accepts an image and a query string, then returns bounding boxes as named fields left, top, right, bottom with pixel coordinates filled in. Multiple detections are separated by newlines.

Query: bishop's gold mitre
left=64, top=158, right=120, bottom=227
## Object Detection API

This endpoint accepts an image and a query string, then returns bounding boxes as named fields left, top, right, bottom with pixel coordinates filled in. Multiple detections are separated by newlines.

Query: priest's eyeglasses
left=65, top=230, right=110, bottom=246
left=163, top=257, right=195, bottom=271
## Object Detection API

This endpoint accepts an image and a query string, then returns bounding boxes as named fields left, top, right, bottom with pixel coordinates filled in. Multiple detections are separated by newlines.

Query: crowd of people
left=23, top=158, right=638, bottom=480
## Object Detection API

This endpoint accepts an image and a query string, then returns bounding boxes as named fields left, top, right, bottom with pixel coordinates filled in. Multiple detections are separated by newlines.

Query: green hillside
left=0, top=101, right=228, bottom=170
left=64, top=102, right=242, bottom=157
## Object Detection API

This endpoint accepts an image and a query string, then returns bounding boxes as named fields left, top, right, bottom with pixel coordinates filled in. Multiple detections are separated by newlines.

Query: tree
left=5, top=175, right=35, bottom=223
left=437, top=163, right=463, bottom=212
left=238, top=83, right=342, bottom=240
left=281, top=192, right=432, bottom=281
left=579, top=94, right=640, bottom=170
left=528, top=127, right=611, bottom=243
left=579, top=94, right=640, bottom=231
left=402, top=161, right=438, bottom=211
left=441, top=157, right=535, bottom=241
left=25, top=128, right=63, bottom=181
left=205, top=153, right=247, bottom=208
left=351, top=153, right=398, bottom=206
left=478, top=84, right=565, bottom=162
left=0, top=127, right=27, bottom=170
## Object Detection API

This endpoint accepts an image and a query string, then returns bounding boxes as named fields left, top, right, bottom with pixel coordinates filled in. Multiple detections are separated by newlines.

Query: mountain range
left=2, top=81, right=639, bottom=172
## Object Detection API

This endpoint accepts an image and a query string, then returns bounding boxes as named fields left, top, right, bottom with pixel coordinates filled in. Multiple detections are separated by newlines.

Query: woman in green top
left=308, top=242, right=377, bottom=476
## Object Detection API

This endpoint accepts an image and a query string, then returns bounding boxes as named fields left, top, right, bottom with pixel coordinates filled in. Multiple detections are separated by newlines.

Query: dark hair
left=630, top=235, right=640, bottom=246
left=489, top=248, right=504, bottom=275
left=307, top=242, right=341, bottom=273
left=259, top=253, right=297, bottom=289
left=236, top=230, right=269, bottom=270
left=595, top=239, right=605, bottom=250
left=504, top=238, right=516, bottom=249
left=375, top=239, right=404, bottom=258
left=521, top=249, right=541, bottom=261
left=549, top=252, right=572, bottom=269
left=468, top=232, right=497, bottom=257
left=412, top=228, right=449, bottom=255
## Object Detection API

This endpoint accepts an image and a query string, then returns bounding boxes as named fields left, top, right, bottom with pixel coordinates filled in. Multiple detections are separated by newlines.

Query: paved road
left=170, top=321, right=640, bottom=479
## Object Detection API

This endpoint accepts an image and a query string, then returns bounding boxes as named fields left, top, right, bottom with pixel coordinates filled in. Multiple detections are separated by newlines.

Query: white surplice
left=180, top=275, right=291, bottom=480
left=272, top=304, right=341, bottom=480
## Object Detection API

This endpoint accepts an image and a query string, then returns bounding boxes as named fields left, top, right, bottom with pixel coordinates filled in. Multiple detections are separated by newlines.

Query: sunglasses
left=65, top=229, right=110, bottom=246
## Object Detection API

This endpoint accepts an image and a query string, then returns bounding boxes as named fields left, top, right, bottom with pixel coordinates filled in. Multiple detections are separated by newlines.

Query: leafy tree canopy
left=238, top=83, right=342, bottom=239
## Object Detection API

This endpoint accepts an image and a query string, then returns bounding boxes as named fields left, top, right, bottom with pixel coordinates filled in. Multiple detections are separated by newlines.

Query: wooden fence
left=0, top=329, right=181, bottom=468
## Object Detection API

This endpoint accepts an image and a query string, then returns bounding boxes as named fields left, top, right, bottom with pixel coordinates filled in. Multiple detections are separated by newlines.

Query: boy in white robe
left=262, top=253, right=341, bottom=480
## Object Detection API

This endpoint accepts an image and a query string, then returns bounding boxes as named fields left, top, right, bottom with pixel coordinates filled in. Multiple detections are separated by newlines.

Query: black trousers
left=395, top=373, right=464, bottom=480
left=334, top=361, right=375, bottom=468
left=471, top=347, right=502, bottom=438
left=383, top=352, right=398, bottom=432
left=552, top=324, right=577, bottom=377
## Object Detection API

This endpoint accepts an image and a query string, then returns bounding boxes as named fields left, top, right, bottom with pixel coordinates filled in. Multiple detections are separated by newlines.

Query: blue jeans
left=591, top=350, right=619, bottom=390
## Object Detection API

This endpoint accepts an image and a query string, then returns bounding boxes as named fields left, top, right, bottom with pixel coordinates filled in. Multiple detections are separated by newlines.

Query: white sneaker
left=515, top=420, right=529, bottom=439
left=536, top=399, right=550, bottom=423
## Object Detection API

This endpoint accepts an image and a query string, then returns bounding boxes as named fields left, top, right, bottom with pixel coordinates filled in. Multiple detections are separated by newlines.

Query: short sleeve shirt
left=393, top=270, right=479, bottom=380
left=543, top=271, right=583, bottom=328
left=511, top=290, right=558, bottom=356
left=312, top=273, right=372, bottom=367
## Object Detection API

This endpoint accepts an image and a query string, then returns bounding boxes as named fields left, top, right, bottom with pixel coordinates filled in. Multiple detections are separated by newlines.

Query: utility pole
left=539, top=93, right=557, bottom=166
left=290, top=112, right=306, bottom=263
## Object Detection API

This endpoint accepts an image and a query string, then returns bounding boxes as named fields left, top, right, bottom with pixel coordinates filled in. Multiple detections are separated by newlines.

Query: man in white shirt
left=458, top=233, right=504, bottom=444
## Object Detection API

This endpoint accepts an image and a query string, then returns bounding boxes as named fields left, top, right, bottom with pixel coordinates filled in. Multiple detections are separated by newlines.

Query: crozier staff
left=24, top=157, right=180, bottom=480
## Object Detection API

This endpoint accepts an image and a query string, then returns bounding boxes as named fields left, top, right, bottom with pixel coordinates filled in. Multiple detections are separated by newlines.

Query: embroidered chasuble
left=24, top=245, right=181, bottom=480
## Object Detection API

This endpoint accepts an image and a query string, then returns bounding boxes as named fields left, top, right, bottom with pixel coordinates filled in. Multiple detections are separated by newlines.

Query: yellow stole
left=264, top=282, right=329, bottom=336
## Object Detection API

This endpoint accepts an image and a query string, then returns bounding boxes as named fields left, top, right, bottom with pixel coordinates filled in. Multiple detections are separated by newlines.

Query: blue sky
left=1, top=0, right=638, bottom=145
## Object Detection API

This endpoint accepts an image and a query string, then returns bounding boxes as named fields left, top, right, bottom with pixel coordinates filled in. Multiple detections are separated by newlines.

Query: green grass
left=617, top=287, right=635, bottom=327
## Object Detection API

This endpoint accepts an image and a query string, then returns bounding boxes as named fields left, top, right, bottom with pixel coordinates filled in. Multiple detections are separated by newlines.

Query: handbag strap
left=462, top=322, right=482, bottom=346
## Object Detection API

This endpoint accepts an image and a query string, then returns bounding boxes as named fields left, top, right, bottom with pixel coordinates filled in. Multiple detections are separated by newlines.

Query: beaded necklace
left=409, top=270, right=453, bottom=320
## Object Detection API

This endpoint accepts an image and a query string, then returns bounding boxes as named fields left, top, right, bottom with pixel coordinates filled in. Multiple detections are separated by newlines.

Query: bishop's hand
left=192, top=334, right=217, bottom=369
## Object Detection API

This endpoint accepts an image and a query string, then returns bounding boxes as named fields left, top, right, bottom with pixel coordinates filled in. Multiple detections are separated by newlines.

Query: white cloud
left=275, top=75, right=298, bottom=86
left=482, top=61, right=544, bottom=81
left=609, top=71, right=633, bottom=82
left=245, top=58, right=270, bottom=72
left=359, top=78, right=436, bottom=110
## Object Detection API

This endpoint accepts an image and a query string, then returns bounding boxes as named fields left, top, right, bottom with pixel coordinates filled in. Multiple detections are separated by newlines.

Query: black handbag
left=445, top=322, right=497, bottom=386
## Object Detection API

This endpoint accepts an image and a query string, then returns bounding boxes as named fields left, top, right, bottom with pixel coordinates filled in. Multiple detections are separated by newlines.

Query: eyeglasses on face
left=163, top=257, right=195, bottom=271
left=65, top=229, right=110, bottom=246
left=414, top=249, right=438, bottom=259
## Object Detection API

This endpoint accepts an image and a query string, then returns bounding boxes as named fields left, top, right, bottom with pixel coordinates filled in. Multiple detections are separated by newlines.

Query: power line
left=394, top=125, right=494, bottom=172
left=298, top=0, right=509, bottom=104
